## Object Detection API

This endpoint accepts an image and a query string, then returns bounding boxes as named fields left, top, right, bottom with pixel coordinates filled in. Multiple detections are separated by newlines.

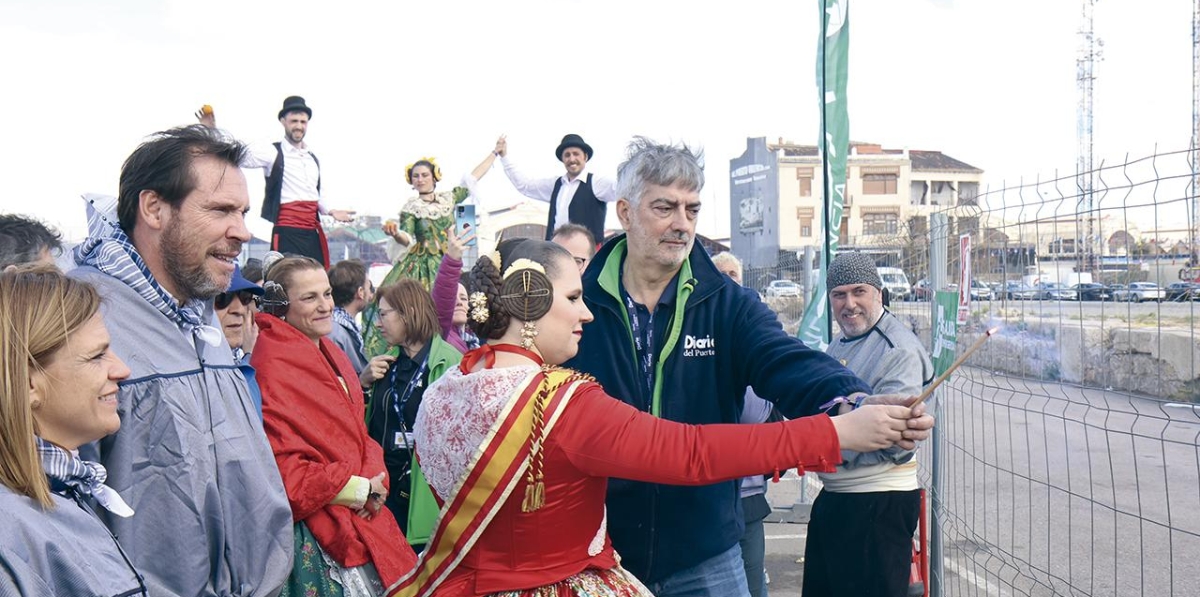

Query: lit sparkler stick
left=910, top=326, right=1000, bottom=407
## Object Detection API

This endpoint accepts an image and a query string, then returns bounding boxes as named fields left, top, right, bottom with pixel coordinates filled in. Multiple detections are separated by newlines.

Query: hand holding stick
left=910, top=326, right=999, bottom=407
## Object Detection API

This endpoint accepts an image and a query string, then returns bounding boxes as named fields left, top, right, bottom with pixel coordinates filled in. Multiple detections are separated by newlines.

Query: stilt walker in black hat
left=494, top=134, right=617, bottom=244
left=197, top=96, right=355, bottom=267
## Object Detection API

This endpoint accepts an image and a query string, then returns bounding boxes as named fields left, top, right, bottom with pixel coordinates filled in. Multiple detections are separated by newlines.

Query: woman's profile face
left=378, top=297, right=408, bottom=347
left=532, top=256, right=593, bottom=366
left=453, top=283, right=469, bottom=327
left=411, top=165, right=436, bottom=194
left=30, top=313, right=131, bottom=450
left=284, top=268, right=334, bottom=341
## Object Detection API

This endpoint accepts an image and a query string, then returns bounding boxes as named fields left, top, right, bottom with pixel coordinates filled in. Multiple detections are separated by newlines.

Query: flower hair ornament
left=497, top=259, right=553, bottom=350
left=405, top=156, right=443, bottom=184
left=468, top=292, right=490, bottom=323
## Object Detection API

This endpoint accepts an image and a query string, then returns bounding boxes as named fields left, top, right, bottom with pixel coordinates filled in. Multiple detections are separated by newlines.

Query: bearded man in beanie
left=802, top=251, right=935, bottom=597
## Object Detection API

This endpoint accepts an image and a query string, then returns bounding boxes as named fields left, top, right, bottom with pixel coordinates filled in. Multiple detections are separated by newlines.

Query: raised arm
left=458, top=146, right=500, bottom=203
left=432, top=227, right=471, bottom=351
left=194, top=104, right=276, bottom=169
left=497, top=136, right=557, bottom=202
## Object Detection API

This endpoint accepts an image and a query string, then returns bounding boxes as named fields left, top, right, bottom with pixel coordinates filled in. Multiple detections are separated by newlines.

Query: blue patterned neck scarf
left=333, top=306, right=366, bottom=355
left=72, top=194, right=223, bottom=347
left=36, top=437, right=133, bottom=517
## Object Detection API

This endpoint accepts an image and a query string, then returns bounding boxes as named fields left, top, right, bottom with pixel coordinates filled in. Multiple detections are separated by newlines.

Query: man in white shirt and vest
left=198, top=96, right=354, bottom=267
left=496, top=134, right=617, bottom=244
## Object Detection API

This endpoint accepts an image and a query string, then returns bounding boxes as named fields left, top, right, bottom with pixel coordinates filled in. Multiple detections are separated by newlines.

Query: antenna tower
left=1192, top=0, right=1200, bottom=271
left=1076, top=0, right=1100, bottom=274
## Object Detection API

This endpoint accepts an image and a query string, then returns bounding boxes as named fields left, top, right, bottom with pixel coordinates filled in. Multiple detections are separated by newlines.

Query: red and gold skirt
left=484, top=566, right=652, bottom=597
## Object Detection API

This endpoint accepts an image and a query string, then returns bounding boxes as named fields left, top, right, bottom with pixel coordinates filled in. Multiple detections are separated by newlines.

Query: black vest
left=545, top=173, right=605, bottom=242
left=261, top=142, right=321, bottom=223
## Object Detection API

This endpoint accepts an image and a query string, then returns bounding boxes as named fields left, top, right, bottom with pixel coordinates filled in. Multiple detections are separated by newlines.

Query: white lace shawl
left=414, top=365, right=609, bottom=558
left=414, top=366, right=540, bottom=499
left=400, top=191, right=456, bottom=220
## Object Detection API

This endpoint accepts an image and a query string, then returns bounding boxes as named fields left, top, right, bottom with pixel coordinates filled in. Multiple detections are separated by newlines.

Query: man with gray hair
left=0, top=214, right=62, bottom=270
left=568, top=137, right=935, bottom=596
left=803, top=251, right=934, bottom=597
left=71, top=125, right=292, bottom=597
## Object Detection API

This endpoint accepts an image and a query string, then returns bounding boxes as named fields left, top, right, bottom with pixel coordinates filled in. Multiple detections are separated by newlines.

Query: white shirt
left=500, top=156, right=618, bottom=231
left=242, top=139, right=330, bottom=214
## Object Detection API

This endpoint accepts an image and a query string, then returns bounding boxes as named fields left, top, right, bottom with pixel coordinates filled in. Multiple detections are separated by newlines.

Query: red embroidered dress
left=400, top=347, right=842, bottom=596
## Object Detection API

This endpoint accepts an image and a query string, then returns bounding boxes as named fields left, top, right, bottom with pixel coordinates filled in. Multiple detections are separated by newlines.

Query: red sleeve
left=554, top=383, right=842, bottom=484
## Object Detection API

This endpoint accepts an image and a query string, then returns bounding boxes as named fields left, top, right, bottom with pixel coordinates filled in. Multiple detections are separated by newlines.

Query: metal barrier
left=758, top=147, right=1200, bottom=595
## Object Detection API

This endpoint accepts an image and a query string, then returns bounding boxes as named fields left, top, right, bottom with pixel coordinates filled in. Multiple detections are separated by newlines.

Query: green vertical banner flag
left=931, top=290, right=960, bottom=377
left=798, top=0, right=851, bottom=350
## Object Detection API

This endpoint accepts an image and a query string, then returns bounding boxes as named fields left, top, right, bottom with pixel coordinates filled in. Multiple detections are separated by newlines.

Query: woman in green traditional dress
left=365, top=149, right=497, bottom=357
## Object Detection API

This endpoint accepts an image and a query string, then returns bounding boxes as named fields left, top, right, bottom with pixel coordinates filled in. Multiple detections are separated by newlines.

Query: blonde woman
left=0, top=265, right=144, bottom=595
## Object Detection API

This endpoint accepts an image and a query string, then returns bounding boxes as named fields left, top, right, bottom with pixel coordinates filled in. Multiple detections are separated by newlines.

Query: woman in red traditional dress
left=391, top=240, right=918, bottom=597
left=252, top=256, right=417, bottom=597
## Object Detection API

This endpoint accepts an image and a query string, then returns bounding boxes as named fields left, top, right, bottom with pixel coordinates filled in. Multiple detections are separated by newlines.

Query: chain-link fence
left=756, top=147, right=1200, bottom=596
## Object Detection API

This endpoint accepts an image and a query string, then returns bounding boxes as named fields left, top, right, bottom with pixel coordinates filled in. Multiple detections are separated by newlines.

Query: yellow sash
left=387, top=367, right=588, bottom=597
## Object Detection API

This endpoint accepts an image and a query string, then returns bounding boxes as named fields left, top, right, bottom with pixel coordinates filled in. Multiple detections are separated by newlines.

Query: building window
left=797, top=208, right=815, bottom=238
left=863, top=212, right=898, bottom=235
left=862, top=173, right=898, bottom=195
left=799, top=176, right=812, bottom=197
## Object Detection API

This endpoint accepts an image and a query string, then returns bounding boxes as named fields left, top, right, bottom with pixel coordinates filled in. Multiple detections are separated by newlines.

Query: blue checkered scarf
left=37, top=437, right=133, bottom=517
left=333, top=306, right=365, bottom=353
left=72, top=194, right=223, bottom=347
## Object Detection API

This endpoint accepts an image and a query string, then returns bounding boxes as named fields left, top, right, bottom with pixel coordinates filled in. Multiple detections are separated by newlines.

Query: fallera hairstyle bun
left=467, top=239, right=572, bottom=340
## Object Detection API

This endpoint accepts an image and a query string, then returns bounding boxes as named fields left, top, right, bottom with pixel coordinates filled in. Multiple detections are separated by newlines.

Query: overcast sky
left=1, top=0, right=1194, bottom=242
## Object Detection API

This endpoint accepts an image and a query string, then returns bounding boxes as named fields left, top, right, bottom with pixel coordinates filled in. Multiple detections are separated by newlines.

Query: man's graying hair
left=0, top=215, right=62, bottom=269
left=616, top=137, right=705, bottom=207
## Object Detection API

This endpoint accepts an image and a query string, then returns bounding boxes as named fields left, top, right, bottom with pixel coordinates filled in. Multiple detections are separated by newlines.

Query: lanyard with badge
left=624, top=294, right=656, bottom=400
left=385, top=356, right=428, bottom=451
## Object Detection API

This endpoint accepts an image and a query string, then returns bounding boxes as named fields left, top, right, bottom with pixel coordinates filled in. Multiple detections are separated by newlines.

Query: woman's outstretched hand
left=829, top=404, right=912, bottom=453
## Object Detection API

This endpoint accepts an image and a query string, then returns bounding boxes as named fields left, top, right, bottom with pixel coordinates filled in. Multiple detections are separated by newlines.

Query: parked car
left=877, top=267, right=911, bottom=301
left=969, top=280, right=994, bottom=301
left=1113, top=282, right=1165, bottom=303
left=909, top=279, right=933, bottom=301
left=1035, top=282, right=1077, bottom=301
left=1003, top=281, right=1038, bottom=300
left=1165, top=282, right=1200, bottom=301
left=1071, top=283, right=1112, bottom=302
left=764, top=279, right=802, bottom=298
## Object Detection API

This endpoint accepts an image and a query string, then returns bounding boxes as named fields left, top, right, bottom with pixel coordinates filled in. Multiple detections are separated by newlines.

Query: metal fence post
left=928, top=212, right=948, bottom=597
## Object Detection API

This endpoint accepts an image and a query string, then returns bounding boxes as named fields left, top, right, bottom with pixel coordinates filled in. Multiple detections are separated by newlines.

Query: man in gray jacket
left=803, top=252, right=934, bottom=597
left=71, top=126, right=293, bottom=597
left=327, top=258, right=372, bottom=376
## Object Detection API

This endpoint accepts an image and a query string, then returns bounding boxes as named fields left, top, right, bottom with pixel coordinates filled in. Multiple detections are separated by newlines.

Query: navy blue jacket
left=567, top=236, right=871, bottom=582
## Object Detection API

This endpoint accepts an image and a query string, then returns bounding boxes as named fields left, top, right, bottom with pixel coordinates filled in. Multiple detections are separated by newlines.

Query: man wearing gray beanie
left=803, top=251, right=935, bottom=597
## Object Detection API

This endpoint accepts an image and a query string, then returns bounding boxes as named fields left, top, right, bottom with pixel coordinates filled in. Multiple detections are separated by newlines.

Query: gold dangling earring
left=520, top=320, right=539, bottom=350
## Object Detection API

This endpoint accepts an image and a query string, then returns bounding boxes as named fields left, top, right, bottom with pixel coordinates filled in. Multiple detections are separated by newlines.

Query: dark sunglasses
left=215, top=290, right=261, bottom=310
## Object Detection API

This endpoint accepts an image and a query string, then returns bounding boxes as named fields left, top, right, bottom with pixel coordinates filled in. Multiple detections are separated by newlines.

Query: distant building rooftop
left=766, top=139, right=981, bottom=173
